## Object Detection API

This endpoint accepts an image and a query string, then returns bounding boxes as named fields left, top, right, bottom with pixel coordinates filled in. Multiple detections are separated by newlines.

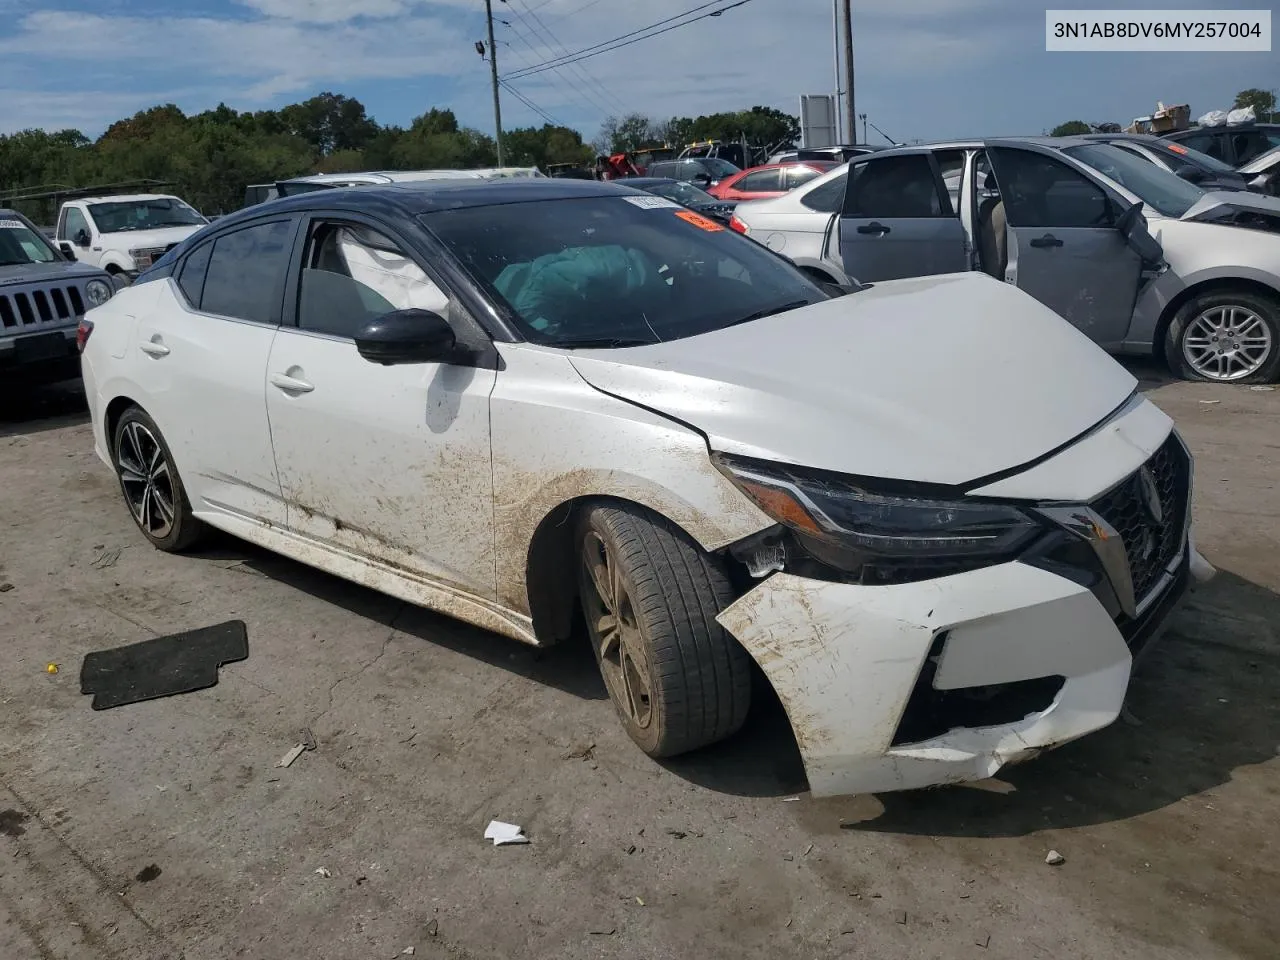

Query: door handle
left=139, top=339, right=170, bottom=357
left=856, top=221, right=891, bottom=235
left=1029, top=234, right=1063, bottom=248
left=270, top=372, right=315, bottom=394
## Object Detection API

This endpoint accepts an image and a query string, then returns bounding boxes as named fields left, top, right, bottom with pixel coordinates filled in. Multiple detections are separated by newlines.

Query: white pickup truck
left=54, top=193, right=208, bottom=279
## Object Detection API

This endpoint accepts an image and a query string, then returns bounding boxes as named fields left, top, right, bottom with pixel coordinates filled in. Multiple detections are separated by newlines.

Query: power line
left=504, top=0, right=754, bottom=82
left=509, top=0, right=628, bottom=115
left=498, top=4, right=620, bottom=119
left=499, top=25, right=613, bottom=121
left=498, top=80, right=562, bottom=127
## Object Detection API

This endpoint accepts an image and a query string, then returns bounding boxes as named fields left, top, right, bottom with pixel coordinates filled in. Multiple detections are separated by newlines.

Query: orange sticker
left=674, top=209, right=724, bottom=232
left=1167, top=142, right=1189, bottom=155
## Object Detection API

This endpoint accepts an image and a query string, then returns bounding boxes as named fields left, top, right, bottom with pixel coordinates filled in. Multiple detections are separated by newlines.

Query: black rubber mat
left=80, top=620, right=249, bottom=710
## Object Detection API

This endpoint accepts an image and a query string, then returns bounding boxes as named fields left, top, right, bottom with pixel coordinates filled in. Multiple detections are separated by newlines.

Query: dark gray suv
left=644, top=157, right=742, bottom=189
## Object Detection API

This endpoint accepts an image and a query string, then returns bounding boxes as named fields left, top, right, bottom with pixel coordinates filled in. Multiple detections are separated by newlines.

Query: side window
left=735, top=169, right=783, bottom=192
left=200, top=219, right=295, bottom=324
left=989, top=148, right=1111, bottom=228
left=177, top=241, right=212, bottom=307
left=844, top=155, right=946, bottom=218
left=934, top=149, right=966, bottom=216
left=785, top=166, right=824, bottom=190
left=1231, top=130, right=1271, bottom=165
left=1176, top=132, right=1225, bottom=162
left=296, top=221, right=450, bottom=339
left=800, top=171, right=848, bottom=212
left=65, top=208, right=89, bottom=240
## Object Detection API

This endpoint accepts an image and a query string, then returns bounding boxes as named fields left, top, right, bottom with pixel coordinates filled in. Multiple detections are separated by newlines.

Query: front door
left=264, top=214, right=499, bottom=598
left=836, top=150, right=968, bottom=282
left=986, top=144, right=1144, bottom=346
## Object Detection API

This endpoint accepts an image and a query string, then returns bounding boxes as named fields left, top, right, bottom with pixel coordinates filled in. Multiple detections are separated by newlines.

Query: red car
left=705, top=161, right=840, bottom=201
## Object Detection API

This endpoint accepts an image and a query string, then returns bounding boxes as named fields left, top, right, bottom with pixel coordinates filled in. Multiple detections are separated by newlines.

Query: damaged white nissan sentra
left=79, top=178, right=1213, bottom=795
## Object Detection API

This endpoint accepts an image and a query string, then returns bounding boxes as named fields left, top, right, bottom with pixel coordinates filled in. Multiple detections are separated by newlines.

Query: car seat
left=976, top=173, right=1007, bottom=281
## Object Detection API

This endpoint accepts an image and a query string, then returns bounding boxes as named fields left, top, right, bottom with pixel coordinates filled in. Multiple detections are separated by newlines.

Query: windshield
left=642, top=181, right=718, bottom=206
left=1062, top=143, right=1205, bottom=217
left=700, top=158, right=741, bottom=178
left=1154, top=140, right=1236, bottom=173
left=0, top=216, right=59, bottom=265
left=87, top=198, right=206, bottom=233
left=422, top=195, right=830, bottom=348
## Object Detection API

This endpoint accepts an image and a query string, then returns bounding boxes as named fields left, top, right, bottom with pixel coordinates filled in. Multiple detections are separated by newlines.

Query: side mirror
left=1175, top=166, right=1205, bottom=183
left=692, top=174, right=712, bottom=187
left=354, top=308, right=456, bottom=366
left=59, top=241, right=76, bottom=259
left=74, top=229, right=91, bottom=247
left=1115, top=201, right=1164, bottom=265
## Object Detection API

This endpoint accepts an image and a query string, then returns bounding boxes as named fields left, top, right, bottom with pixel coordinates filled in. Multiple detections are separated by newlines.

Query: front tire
left=576, top=503, right=752, bottom=758
left=112, top=406, right=204, bottom=552
left=1165, top=289, right=1280, bottom=384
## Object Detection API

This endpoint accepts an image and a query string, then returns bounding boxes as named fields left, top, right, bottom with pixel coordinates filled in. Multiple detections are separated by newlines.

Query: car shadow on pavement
left=819, top=569, right=1280, bottom=836
left=190, top=531, right=610, bottom=704
left=0, top=378, right=89, bottom=438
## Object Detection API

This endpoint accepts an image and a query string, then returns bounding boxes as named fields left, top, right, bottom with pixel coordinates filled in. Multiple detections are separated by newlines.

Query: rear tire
left=112, top=406, right=205, bottom=552
left=1164, top=288, right=1280, bottom=384
left=576, top=503, right=752, bottom=758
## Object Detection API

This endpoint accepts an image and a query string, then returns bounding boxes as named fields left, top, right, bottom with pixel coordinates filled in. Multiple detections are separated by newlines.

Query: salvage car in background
left=1240, top=145, right=1280, bottom=197
left=644, top=157, right=741, bottom=190
left=619, top=177, right=739, bottom=223
left=1079, top=133, right=1251, bottom=192
left=81, top=177, right=1211, bottom=795
left=1, top=208, right=113, bottom=383
left=706, top=161, right=840, bottom=202
left=740, top=138, right=1280, bottom=383
left=1162, top=122, right=1280, bottom=167
left=55, top=193, right=208, bottom=281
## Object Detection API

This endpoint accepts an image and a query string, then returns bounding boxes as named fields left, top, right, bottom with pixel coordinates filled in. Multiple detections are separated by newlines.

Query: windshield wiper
left=551, top=336, right=658, bottom=349
left=723, top=300, right=813, bottom=329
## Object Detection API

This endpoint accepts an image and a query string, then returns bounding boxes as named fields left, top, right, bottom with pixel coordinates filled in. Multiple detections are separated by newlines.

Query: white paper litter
left=314, top=867, right=332, bottom=878
left=277, top=744, right=306, bottom=768
left=483, top=820, right=529, bottom=845
left=402, top=948, right=415, bottom=955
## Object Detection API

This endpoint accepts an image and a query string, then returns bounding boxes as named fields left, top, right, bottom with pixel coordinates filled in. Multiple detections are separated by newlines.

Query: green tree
left=1050, top=120, right=1092, bottom=136
left=1233, top=88, right=1277, bottom=121
left=278, top=92, right=378, bottom=155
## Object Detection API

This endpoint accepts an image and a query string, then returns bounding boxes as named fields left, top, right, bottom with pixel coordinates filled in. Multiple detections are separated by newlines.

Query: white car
left=80, top=178, right=1210, bottom=796
left=55, top=194, right=208, bottom=279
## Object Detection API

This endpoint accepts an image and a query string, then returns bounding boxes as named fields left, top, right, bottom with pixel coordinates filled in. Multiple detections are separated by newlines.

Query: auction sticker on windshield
left=0, top=219, right=26, bottom=229
left=674, top=210, right=724, bottom=232
left=622, top=195, right=680, bottom=209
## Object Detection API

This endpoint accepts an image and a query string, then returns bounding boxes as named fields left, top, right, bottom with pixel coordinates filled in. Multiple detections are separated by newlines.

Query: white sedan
left=79, top=178, right=1209, bottom=795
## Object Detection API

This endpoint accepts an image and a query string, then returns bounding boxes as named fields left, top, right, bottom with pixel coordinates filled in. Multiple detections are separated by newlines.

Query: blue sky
left=0, top=0, right=1273, bottom=143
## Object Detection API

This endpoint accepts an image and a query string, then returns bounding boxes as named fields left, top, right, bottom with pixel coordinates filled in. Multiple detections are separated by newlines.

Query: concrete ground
left=1, top=363, right=1276, bottom=960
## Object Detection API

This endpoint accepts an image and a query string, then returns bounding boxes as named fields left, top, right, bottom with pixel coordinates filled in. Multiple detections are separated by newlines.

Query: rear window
left=421, top=195, right=828, bottom=348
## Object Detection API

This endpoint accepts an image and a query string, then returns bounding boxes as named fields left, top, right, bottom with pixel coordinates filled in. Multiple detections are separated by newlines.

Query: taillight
left=76, top=318, right=94, bottom=353
left=729, top=215, right=749, bottom=235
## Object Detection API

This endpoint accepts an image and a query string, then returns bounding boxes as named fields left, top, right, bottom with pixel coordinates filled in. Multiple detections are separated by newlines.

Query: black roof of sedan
left=216, top=177, right=645, bottom=232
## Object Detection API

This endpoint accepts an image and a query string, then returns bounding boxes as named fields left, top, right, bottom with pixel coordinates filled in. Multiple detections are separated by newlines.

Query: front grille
left=0, top=283, right=86, bottom=329
left=1090, top=433, right=1191, bottom=603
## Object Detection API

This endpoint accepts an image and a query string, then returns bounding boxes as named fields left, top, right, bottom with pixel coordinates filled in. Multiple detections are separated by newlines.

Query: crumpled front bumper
left=716, top=550, right=1206, bottom=797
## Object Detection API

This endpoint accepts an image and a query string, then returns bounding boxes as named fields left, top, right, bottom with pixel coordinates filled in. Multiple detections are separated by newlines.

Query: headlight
left=714, top=454, right=1042, bottom=585
left=85, top=279, right=113, bottom=307
left=128, top=246, right=165, bottom=267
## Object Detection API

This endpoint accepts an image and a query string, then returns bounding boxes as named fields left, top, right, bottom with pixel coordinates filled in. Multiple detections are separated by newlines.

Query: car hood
left=100, top=225, right=203, bottom=248
left=0, top=259, right=108, bottom=287
left=567, top=273, right=1137, bottom=486
left=1182, top=190, right=1280, bottom=221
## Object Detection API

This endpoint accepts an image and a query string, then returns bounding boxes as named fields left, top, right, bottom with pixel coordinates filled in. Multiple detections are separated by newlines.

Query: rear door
left=985, top=141, right=1143, bottom=345
left=835, top=150, right=968, bottom=281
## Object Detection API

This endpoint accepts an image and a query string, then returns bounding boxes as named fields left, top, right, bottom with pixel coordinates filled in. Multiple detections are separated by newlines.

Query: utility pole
left=484, top=0, right=505, bottom=165
left=838, top=0, right=855, bottom=144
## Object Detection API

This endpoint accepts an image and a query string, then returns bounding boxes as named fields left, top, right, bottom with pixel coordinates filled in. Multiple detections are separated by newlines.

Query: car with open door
left=813, top=138, right=1280, bottom=383
left=79, top=177, right=1213, bottom=797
